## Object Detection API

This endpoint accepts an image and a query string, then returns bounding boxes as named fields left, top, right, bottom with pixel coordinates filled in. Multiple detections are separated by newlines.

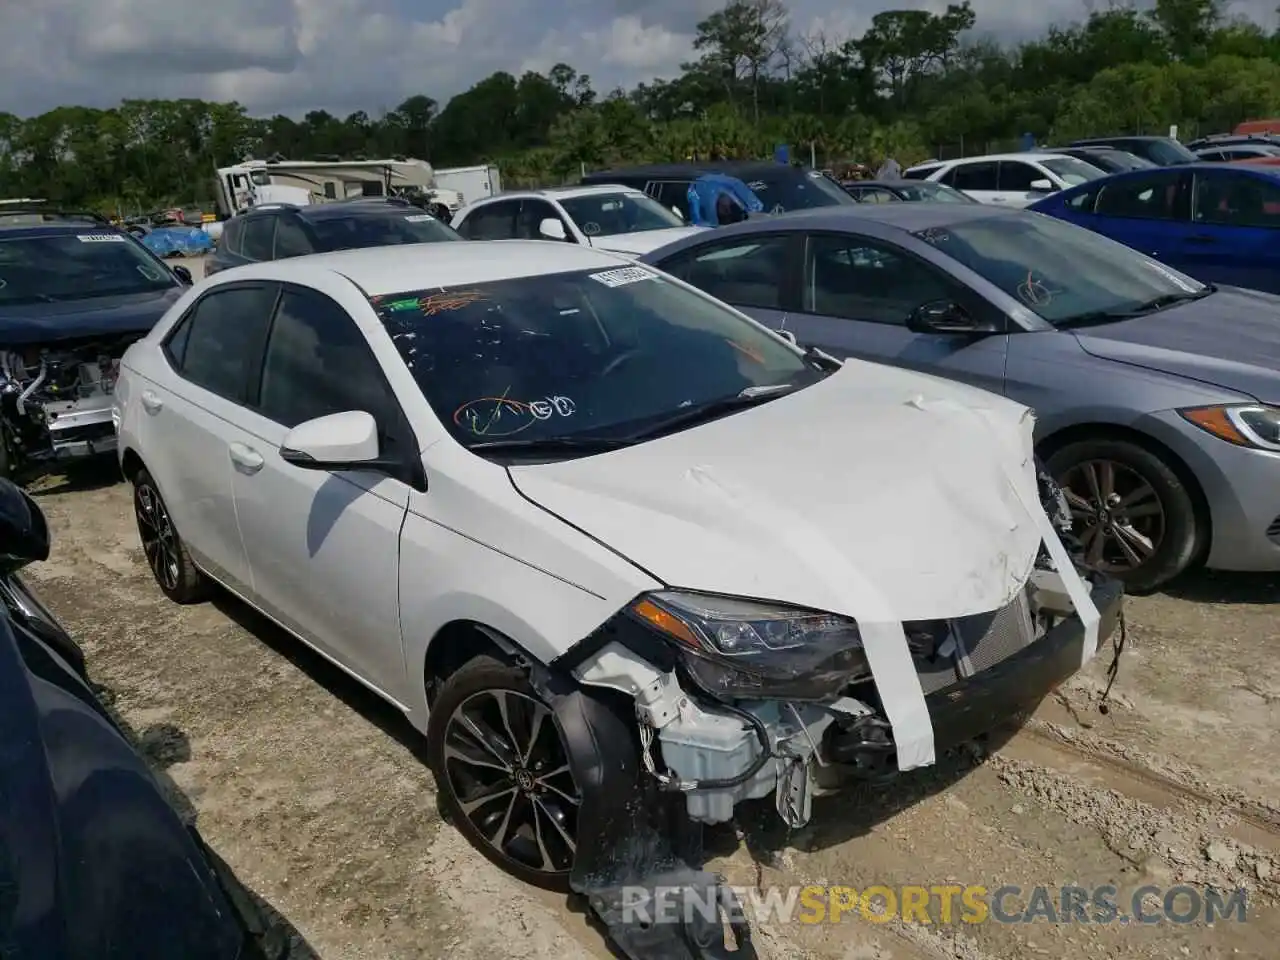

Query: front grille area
left=906, top=590, right=1037, bottom=695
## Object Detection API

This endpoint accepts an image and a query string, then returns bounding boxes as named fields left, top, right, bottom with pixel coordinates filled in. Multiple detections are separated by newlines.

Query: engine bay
left=0, top=335, right=136, bottom=464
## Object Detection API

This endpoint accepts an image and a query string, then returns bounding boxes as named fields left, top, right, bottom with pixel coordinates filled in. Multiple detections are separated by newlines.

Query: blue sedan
left=641, top=204, right=1280, bottom=591
left=1029, top=162, right=1280, bottom=293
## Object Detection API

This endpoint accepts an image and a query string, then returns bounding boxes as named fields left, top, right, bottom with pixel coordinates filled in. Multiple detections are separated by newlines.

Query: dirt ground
left=21, top=283, right=1280, bottom=957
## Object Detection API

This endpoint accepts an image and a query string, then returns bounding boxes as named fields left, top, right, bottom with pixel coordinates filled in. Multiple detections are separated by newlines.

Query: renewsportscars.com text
left=620, top=883, right=1249, bottom=926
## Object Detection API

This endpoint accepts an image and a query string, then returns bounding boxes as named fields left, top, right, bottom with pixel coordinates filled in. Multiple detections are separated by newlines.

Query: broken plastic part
left=530, top=666, right=756, bottom=959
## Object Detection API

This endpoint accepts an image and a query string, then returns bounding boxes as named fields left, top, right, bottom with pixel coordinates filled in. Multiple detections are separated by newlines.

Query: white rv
left=213, top=159, right=463, bottom=219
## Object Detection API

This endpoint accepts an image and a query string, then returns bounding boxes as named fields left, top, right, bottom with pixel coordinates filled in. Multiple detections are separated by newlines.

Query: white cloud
left=0, top=0, right=1276, bottom=118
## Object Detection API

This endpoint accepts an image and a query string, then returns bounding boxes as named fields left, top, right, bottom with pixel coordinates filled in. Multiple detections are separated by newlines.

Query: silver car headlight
left=628, top=590, right=872, bottom=701
left=1179, top=404, right=1280, bottom=452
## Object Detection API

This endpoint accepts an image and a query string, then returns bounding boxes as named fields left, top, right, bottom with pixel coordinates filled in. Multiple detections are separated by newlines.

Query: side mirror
left=0, top=478, right=50, bottom=573
left=776, top=329, right=798, bottom=345
left=1029, top=179, right=1056, bottom=193
left=539, top=218, right=567, bottom=241
left=280, top=411, right=397, bottom=473
left=906, top=300, right=998, bottom=335
left=172, top=264, right=193, bottom=285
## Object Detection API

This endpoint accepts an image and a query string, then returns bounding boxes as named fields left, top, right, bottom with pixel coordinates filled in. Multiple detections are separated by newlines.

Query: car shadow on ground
left=1162, top=567, right=1280, bottom=605
left=89, top=672, right=322, bottom=959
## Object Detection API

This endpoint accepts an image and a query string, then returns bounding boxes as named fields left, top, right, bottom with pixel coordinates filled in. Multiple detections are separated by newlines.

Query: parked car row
left=3, top=151, right=1276, bottom=956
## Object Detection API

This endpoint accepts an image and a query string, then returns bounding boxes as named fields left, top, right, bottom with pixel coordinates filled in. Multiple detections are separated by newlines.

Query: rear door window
left=240, top=217, right=276, bottom=260
left=167, top=284, right=278, bottom=402
left=945, top=162, right=998, bottom=191
left=659, top=234, right=793, bottom=310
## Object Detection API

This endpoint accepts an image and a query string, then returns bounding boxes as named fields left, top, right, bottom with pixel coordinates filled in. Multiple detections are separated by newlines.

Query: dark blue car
left=0, top=477, right=288, bottom=959
left=1029, top=162, right=1280, bottom=293
left=0, top=212, right=193, bottom=477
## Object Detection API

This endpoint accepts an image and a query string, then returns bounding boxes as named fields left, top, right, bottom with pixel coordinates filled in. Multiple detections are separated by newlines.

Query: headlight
left=627, top=590, right=871, bottom=701
left=1179, top=404, right=1280, bottom=452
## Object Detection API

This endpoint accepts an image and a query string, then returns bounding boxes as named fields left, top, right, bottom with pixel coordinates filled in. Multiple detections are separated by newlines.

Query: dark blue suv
left=207, top=197, right=461, bottom=276
left=0, top=209, right=193, bottom=478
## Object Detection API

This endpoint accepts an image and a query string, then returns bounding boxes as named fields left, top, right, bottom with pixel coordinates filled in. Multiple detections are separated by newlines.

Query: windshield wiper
left=1057, top=286, right=1215, bottom=329
left=465, top=436, right=634, bottom=455
left=621, top=384, right=799, bottom=443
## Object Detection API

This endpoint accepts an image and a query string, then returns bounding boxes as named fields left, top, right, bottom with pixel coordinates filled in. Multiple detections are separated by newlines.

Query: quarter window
left=169, top=285, right=278, bottom=402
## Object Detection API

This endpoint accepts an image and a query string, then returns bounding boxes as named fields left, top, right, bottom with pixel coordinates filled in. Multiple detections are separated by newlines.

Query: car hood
left=0, top=286, right=184, bottom=346
left=1071, top=286, right=1280, bottom=401
left=587, top=226, right=709, bottom=257
left=509, top=362, right=1045, bottom=623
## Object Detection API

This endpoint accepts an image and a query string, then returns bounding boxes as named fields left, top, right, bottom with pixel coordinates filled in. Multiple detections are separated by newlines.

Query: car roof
left=716, top=202, right=1018, bottom=235
left=468, top=184, right=647, bottom=205
left=584, top=161, right=819, bottom=180
left=218, top=239, right=633, bottom=296
left=1072, top=135, right=1173, bottom=143
left=926, top=152, right=1080, bottom=165
left=0, top=222, right=125, bottom=239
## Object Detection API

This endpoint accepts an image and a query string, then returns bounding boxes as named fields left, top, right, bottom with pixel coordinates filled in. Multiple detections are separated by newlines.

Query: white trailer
left=432, top=165, right=502, bottom=206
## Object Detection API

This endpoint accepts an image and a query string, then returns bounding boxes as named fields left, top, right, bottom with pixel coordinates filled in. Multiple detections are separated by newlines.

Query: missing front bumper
left=653, top=574, right=1124, bottom=828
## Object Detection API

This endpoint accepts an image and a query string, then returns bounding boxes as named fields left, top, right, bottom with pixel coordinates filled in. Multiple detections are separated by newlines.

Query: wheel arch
left=120, top=447, right=146, bottom=481
left=1036, top=421, right=1212, bottom=563
left=423, top=619, right=528, bottom=706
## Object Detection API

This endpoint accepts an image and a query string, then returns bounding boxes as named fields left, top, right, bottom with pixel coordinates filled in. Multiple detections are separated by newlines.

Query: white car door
left=939, top=160, right=1001, bottom=204
left=995, top=159, right=1053, bottom=208
left=226, top=281, right=414, bottom=703
left=132, top=283, right=280, bottom=594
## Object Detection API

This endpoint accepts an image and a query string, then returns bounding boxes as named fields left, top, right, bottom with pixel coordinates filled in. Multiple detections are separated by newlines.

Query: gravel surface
left=22, top=458, right=1280, bottom=959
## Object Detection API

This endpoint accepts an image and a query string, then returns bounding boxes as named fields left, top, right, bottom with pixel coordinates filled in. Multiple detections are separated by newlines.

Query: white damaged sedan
left=113, top=241, right=1122, bottom=958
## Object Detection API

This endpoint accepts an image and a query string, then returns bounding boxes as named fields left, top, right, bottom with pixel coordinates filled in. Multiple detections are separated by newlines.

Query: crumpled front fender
left=530, top=666, right=756, bottom=960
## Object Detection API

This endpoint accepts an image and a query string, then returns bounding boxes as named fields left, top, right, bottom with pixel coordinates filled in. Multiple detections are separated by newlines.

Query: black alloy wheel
left=428, top=658, right=581, bottom=890
left=132, top=468, right=210, bottom=604
left=1047, top=438, right=1199, bottom=592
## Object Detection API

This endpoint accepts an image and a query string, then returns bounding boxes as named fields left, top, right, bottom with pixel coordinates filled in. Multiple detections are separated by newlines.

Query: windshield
left=0, top=231, right=176, bottom=305
left=745, top=171, right=855, bottom=212
left=1042, top=157, right=1106, bottom=185
left=310, top=212, right=459, bottom=251
left=370, top=266, right=820, bottom=454
left=1149, top=140, right=1198, bottom=165
left=915, top=213, right=1206, bottom=326
left=557, top=192, right=684, bottom=237
left=897, top=182, right=976, bottom=203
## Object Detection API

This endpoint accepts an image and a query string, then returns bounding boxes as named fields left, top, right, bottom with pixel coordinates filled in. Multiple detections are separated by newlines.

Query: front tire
left=1046, top=438, right=1199, bottom=592
left=132, top=468, right=210, bottom=604
left=427, top=656, right=581, bottom=891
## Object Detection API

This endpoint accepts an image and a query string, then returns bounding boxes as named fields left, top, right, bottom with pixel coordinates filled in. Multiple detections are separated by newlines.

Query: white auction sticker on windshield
left=404, top=214, right=434, bottom=222
left=77, top=234, right=126, bottom=242
left=589, top=266, right=659, bottom=287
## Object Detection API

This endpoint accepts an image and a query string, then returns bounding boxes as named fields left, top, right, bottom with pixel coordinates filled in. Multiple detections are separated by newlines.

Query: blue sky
left=1, top=0, right=1276, bottom=118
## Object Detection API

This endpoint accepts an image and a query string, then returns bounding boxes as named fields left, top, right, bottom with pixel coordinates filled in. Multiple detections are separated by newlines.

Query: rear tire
left=131, top=468, right=210, bottom=604
left=1046, top=438, right=1198, bottom=593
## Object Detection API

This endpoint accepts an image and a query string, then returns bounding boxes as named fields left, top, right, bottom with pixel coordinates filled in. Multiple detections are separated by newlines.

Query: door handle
left=140, top=390, right=163, bottom=414
left=228, top=441, right=264, bottom=473
left=1186, top=234, right=1216, bottom=244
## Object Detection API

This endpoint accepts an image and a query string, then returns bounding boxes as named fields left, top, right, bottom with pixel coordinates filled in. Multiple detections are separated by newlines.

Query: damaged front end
left=0, top=335, right=134, bottom=470
left=544, top=464, right=1124, bottom=960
